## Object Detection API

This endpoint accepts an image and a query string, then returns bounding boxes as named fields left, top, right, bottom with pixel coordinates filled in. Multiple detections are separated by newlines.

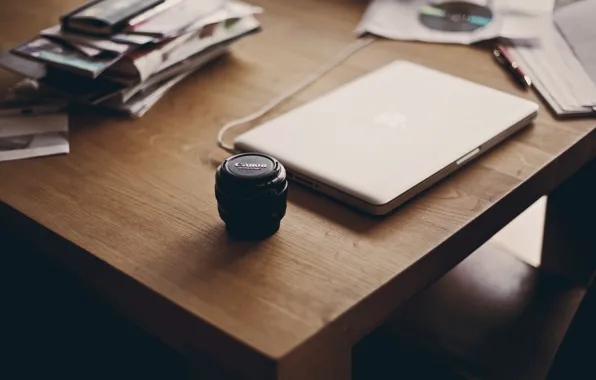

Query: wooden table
left=1, top=1, right=594, bottom=379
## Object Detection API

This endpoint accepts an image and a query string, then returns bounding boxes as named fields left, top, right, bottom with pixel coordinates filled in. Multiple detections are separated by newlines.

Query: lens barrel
left=215, top=153, right=288, bottom=239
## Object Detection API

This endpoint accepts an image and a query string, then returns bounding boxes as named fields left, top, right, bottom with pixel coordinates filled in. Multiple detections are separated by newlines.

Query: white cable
left=217, top=36, right=377, bottom=153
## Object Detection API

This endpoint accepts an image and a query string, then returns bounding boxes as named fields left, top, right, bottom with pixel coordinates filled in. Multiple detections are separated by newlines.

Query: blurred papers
left=0, top=113, right=69, bottom=162
left=356, top=0, right=554, bottom=45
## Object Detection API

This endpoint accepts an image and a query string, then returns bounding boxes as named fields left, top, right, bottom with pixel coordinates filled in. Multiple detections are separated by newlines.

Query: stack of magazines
left=1, top=0, right=261, bottom=118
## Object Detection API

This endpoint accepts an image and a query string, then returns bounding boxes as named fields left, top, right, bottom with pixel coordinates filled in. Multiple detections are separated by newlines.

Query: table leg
left=185, top=345, right=243, bottom=380
left=541, top=158, right=595, bottom=286
left=543, top=158, right=596, bottom=378
left=185, top=339, right=352, bottom=380
left=277, top=341, right=351, bottom=380
left=275, top=340, right=351, bottom=380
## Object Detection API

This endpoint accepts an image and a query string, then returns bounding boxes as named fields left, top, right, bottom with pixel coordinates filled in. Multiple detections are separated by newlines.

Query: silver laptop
left=235, top=61, right=538, bottom=215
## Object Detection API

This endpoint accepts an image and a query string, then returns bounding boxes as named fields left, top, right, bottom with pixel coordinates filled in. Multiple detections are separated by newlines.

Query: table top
left=1, top=0, right=594, bottom=374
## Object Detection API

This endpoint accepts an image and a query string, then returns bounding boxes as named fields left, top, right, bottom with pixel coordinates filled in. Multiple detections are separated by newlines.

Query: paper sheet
left=555, top=0, right=596, bottom=85
left=505, top=0, right=555, bottom=14
left=103, top=71, right=192, bottom=118
left=129, top=0, right=224, bottom=36
left=104, top=44, right=228, bottom=105
left=0, top=113, right=69, bottom=162
left=356, top=0, right=554, bottom=45
left=509, top=23, right=596, bottom=115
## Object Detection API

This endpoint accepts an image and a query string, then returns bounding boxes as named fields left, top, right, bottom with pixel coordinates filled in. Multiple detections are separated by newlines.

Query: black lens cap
left=215, top=153, right=288, bottom=239
left=226, top=154, right=277, bottom=179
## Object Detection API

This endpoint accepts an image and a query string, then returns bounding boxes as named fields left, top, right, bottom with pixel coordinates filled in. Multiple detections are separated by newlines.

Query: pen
left=493, top=44, right=532, bottom=90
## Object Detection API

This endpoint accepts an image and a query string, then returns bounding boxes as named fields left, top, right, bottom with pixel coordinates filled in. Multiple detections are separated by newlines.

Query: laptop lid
left=234, top=61, right=538, bottom=212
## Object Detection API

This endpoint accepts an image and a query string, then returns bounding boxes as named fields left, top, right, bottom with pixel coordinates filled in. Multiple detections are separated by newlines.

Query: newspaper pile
left=0, top=0, right=261, bottom=161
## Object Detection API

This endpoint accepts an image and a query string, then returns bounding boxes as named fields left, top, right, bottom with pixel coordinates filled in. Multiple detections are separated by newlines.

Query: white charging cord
left=216, top=36, right=377, bottom=153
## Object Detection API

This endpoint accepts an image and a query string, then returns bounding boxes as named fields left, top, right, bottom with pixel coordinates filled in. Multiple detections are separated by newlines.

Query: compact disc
left=419, top=2, right=493, bottom=32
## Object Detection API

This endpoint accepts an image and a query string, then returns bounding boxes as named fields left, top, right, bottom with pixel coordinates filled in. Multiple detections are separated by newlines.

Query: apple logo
left=374, top=112, right=409, bottom=130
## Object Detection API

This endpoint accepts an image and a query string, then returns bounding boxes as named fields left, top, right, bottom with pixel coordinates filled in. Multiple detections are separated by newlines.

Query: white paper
left=555, top=0, right=596, bottom=85
left=356, top=0, right=554, bottom=45
left=41, top=25, right=132, bottom=54
left=0, top=113, right=69, bottom=162
left=104, top=44, right=229, bottom=105
left=130, top=0, right=224, bottom=36
left=509, top=23, right=596, bottom=115
left=154, top=15, right=259, bottom=74
left=182, top=0, right=263, bottom=35
left=104, top=71, right=192, bottom=118
left=509, top=47, right=564, bottom=114
left=117, top=13, right=259, bottom=83
left=504, top=0, right=555, bottom=14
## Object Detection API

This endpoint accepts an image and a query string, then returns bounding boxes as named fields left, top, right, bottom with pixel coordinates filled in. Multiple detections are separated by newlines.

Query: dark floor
left=0, top=226, right=463, bottom=380
left=1, top=229, right=183, bottom=380
left=2, top=227, right=594, bottom=380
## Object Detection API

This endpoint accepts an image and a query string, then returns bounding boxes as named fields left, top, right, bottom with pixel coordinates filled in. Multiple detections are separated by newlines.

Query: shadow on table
left=286, top=181, right=445, bottom=236
left=287, top=183, right=383, bottom=233
left=174, top=224, right=268, bottom=282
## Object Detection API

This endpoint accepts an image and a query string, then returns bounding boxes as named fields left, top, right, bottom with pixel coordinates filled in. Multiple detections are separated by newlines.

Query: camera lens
left=215, top=153, right=288, bottom=239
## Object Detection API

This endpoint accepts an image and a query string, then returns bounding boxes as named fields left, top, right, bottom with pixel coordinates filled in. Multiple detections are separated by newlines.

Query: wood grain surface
left=0, top=1, right=595, bottom=379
